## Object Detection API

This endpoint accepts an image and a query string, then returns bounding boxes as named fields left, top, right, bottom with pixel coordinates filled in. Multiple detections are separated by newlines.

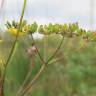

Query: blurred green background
left=0, top=33, right=96, bottom=96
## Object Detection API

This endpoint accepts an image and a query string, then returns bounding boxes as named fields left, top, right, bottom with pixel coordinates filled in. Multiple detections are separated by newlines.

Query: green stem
left=46, top=36, right=64, bottom=64
left=4, top=0, right=27, bottom=73
left=3, top=0, right=27, bottom=95
left=48, top=57, right=64, bottom=65
left=31, top=34, right=46, bottom=65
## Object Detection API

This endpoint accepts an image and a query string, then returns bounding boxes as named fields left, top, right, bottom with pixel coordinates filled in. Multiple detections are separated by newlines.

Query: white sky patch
left=0, top=0, right=96, bottom=30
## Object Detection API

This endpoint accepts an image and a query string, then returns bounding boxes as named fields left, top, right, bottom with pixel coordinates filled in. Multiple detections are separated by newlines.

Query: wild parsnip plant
left=1, top=0, right=96, bottom=96
left=6, top=20, right=96, bottom=42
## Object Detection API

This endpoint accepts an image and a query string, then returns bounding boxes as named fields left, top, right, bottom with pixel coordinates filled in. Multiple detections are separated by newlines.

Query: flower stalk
left=2, top=0, right=27, bottom=96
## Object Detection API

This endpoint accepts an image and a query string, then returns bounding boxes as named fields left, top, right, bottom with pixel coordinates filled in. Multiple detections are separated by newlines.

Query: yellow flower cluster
left=7, top=28, right=25, bottom=36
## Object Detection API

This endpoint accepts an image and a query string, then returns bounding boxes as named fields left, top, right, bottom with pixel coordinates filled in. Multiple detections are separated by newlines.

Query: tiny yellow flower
left=7, top=28, right=25, bottom=36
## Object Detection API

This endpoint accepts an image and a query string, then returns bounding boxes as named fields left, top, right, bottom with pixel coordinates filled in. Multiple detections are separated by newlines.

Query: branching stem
left=17, top=35, right=64, bottom=96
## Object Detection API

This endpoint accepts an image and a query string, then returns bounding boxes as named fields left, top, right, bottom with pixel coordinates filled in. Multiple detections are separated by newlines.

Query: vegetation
left=0, top=0, right=96, bottom=96
left=1, top=36, right=96, bottom=96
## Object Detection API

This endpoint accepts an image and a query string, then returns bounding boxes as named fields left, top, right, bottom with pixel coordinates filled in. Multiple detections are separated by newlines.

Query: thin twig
left=48, top=57, right=64, bottom=65
left=31, top=34, right=46, bottom=65
left=46, top=36, right=64, bottom=64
